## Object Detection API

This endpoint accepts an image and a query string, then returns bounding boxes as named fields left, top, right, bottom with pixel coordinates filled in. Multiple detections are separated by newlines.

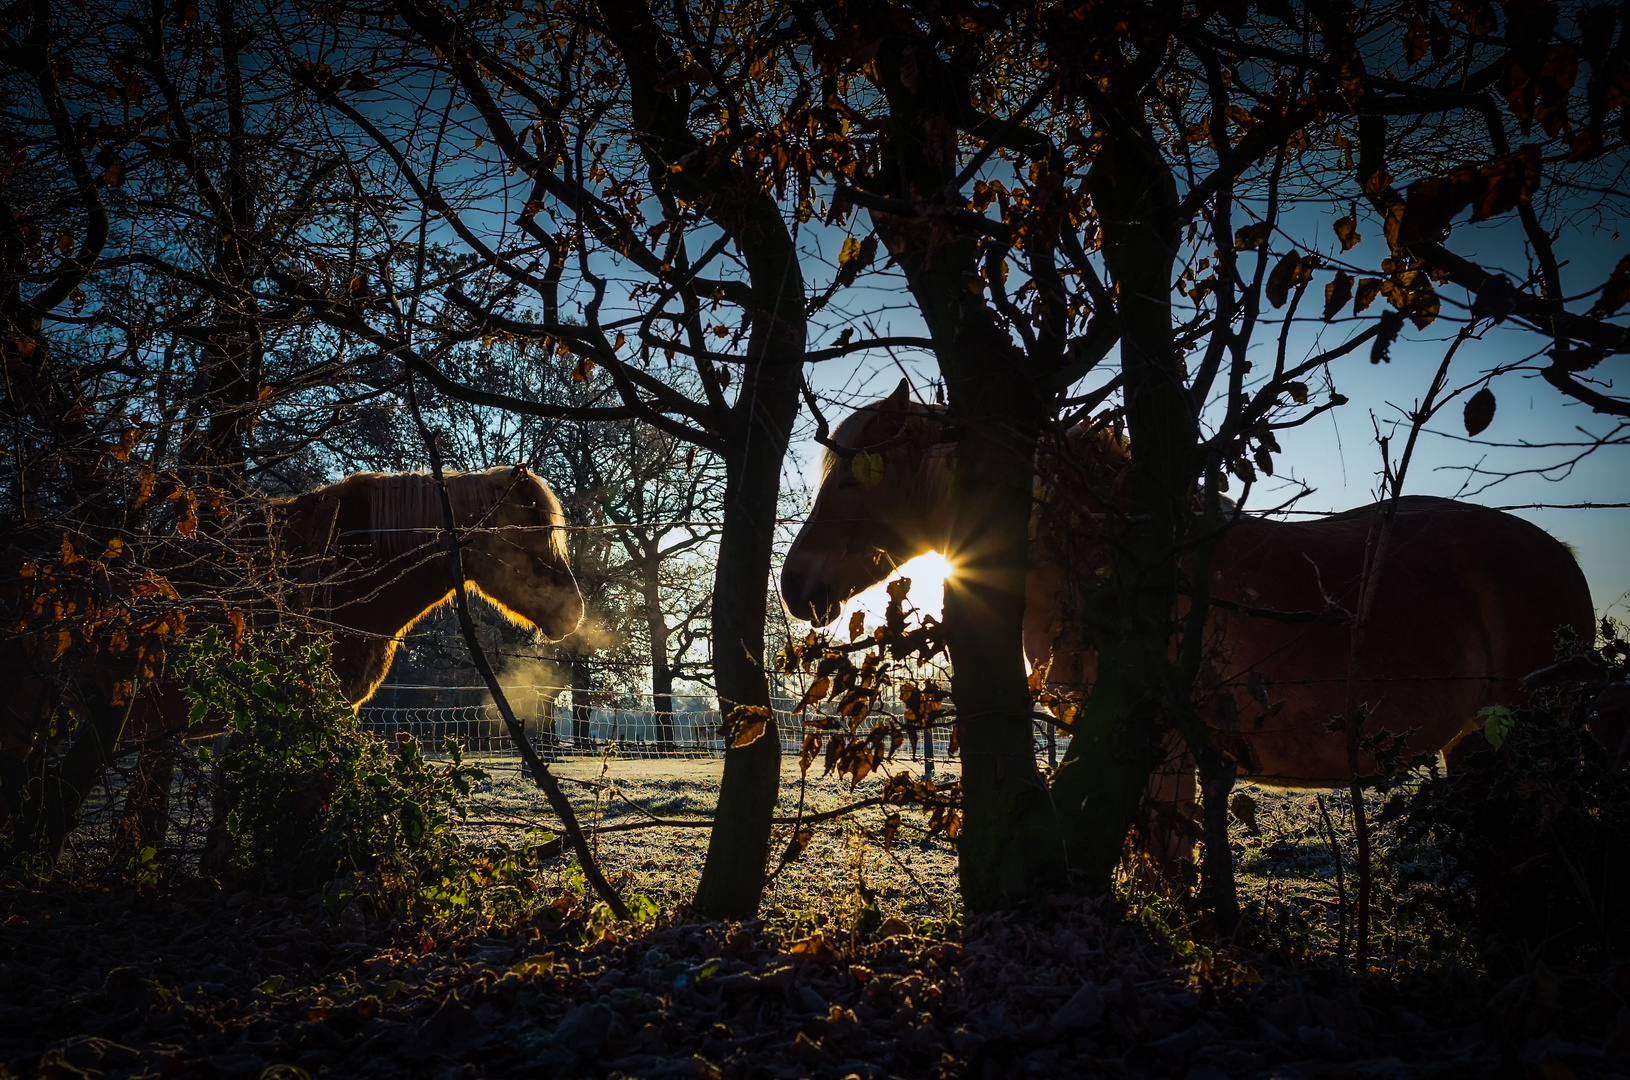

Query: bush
left=1393, top=621, right=1630, bottom=970
left=171, top=627, right=513, bottom=913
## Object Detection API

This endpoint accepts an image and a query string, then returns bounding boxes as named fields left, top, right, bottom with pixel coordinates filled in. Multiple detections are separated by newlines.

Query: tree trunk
left=14, top=683, right=138, bottom=863
left=645, top=568, right=676, bottom=751
left=571, top=654, right=592, bottom=749
left=130, top=734, right=180, bottom=848
left=941, top=402, right=1069, bottom=910
left=1052, top=87, right=1198, bottom=892
left=692, top=301, right=802, bottom=920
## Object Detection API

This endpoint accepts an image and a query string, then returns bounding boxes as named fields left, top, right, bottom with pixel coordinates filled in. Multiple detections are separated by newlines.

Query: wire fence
left=356, top=686, right=1069, bottom=773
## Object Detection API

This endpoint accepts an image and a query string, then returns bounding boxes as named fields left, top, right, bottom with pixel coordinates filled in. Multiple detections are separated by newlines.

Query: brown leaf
left=1471, top=146, right=1542, bottom=222
left=795, top=676, right=831, bottom=714
left=787, top=933, right=841, bottom=963
left=571, top=356, right=595, bottom=383
left=1370, top=310, right=1405, bottom=364
left=1472, top=274, right=1521, bottom=322
left=834, top=235, right=878, bottom=288
left=1403, top=16, right=1430, bottom=63
left=1266, top=252, right=1312, bottom=308
left=1286, top=381, right=1309, bottom=405
left=1230, top=792, right=1261, bottom=836
left=1463, top=387, right=1496, bottom=436
left=1589, top=255, right=1630, bottom=317
left=783, top=825, right=814, bottom=862
left=1397, top=169, right=1478, bottom=246
left=848, top=609, right=866, bottom=641
left=724, top=705, right=771, bottom=747
left=1323, top=272, right=1353, bottom=321
left=1253, top=446, right=1274, bottom=477
left=1234, top=222, right=1271, bottom=251
left=1353, top=277, right=1383, bottom=314
left=1333, top=214, right=1361, bottom=251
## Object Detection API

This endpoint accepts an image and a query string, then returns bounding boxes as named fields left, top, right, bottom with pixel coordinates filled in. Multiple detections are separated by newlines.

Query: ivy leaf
left=1479, top=705, right=1515, bottom=750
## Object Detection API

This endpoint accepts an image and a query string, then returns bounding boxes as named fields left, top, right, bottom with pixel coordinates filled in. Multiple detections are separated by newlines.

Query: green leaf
left=399, top=800, right=427, bottom=846
left=627, top=894, right=660, bottom=924
left=259, top=975, right=285, bottom=993
left=1479, top=705, right=1515, bottom=749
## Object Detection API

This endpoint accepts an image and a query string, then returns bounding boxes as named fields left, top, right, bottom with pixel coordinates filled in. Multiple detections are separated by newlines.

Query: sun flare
left=844, top=550, right=956, bottom=629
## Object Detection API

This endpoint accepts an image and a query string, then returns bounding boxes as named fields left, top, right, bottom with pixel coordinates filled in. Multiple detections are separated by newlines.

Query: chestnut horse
left=781, top=383, right=1595, bottom=862
left=146, top=463, right=584, bottom=731
left=2, top=465, right=582, bottom=849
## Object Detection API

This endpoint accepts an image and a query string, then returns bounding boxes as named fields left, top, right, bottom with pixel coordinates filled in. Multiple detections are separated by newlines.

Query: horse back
left=1204, top=498, right=1592, bottom=784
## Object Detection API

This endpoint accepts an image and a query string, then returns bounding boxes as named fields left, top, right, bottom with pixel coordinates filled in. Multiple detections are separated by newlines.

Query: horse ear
left=883, top=377, right=911, bottom=410
left=862, top=378, right=914, bottom=443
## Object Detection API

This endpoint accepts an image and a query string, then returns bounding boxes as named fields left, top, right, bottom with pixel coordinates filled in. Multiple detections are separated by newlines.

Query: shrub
left=1392, top=621, right=1630, bottom=970
left=172, top=627, right=504, bottom=911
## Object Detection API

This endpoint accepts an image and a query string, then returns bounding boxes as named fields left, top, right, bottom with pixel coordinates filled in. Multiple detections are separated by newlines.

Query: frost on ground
left=458, top=753, right=966, bottom=940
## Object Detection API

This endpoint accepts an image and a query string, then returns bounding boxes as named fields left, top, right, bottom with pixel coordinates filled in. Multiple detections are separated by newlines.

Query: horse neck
left=899, top=439, right=956, bottom=556
left=327, top=472, right=482, bottom=639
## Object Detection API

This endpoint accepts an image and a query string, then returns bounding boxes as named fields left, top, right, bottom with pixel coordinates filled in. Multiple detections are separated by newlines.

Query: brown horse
left=781, top=383, right=1595, bottom=856
left=2, top=465, right=582, bottom=849
left=149, top=464, right=584, bottom=729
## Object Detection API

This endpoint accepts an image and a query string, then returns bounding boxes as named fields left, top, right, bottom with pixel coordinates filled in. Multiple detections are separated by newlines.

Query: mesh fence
left=356, top=686, right=1068, bottom=769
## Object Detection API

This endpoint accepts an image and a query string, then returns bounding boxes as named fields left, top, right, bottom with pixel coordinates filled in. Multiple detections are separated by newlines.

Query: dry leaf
left=1323, top=272, right=1353, bottom=321
left=1333, top=214, right=1361, bottom=251
left=1463, top=387, right=1496, bottom=436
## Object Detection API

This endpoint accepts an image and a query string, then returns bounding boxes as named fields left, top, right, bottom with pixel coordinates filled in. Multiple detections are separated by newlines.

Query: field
left=4, top=748, right=1627, bottom=1080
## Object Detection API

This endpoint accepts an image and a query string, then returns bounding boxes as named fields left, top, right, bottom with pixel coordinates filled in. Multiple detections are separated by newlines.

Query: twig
left=1316, top=794, right=1348, bottom=957
left=1337, top=325, right=1475, bottom=969
left=404, top=375, right=630, bottom=920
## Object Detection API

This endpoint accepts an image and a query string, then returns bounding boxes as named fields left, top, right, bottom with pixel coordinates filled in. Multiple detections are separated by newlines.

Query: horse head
left=781, top=380, right=954, bottom=625
left=455, top=465, right=584, bottom=641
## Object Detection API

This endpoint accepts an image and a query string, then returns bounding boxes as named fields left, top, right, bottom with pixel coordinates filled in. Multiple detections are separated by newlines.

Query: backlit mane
left=297, top=467, right=569, bottom=568
left=824, top=400, right=956, bottom=518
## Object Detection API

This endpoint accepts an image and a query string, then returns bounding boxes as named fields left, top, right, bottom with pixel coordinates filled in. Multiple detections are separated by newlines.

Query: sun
left=844, top=550, right=956, bottom=630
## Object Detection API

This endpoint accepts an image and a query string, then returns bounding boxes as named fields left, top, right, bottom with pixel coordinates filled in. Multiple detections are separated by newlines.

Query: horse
left=2, top=464, right=583, bottom=850
left=780, top=381, right=1597, bottom=868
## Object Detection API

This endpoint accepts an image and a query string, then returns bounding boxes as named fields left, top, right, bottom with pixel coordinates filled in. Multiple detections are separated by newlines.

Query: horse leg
left=1140, top=731, right=1199, bottom=893
left=200, top=732, right=245, bottom=873
left=28, top=690, right=137, bottom=863
left=128, top=734, right=180, bottom=848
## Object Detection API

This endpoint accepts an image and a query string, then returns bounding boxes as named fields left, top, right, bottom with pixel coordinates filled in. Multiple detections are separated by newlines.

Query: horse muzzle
left=780, top=568, right=842, bottom=627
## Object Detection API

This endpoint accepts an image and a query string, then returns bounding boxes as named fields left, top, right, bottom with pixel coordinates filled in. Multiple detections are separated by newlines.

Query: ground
left=3, top=757, right=1628, bottom=1080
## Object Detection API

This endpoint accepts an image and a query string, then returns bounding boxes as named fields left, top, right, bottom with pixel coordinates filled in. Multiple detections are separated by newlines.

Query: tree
left=278, top=0, right=930, bottom=915
left=781, top=0, right=1628, bottom=914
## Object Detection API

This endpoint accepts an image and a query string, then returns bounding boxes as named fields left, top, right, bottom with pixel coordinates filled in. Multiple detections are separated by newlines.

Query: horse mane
left=824, top=399, right=956, bottom=517
left=281, top=467, right=569, bottom=569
